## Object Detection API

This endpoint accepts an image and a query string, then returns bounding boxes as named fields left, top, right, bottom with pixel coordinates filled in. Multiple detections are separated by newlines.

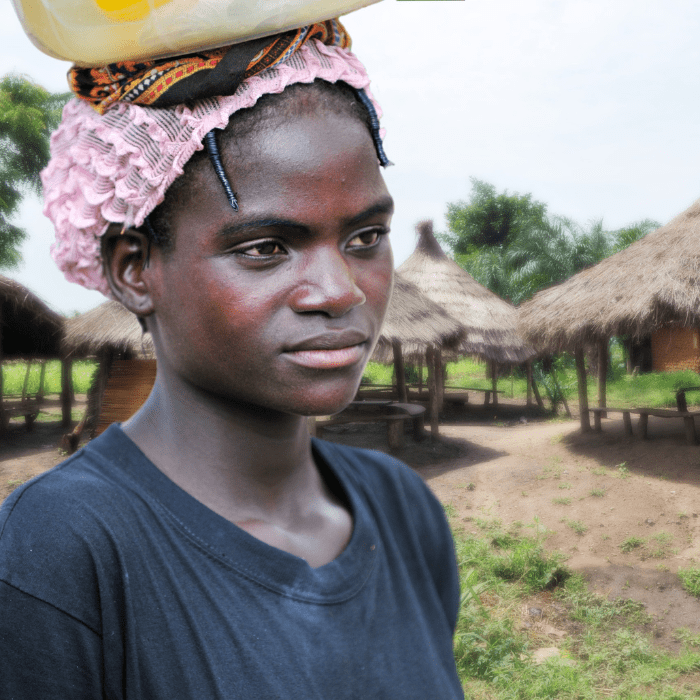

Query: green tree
left=442, top=178, right=548, bottom=254
left=610, top=218, right=659, bottom=253
left=0, top=74, right=70, bottom=269
left=443, top=180, right=656, bottom=305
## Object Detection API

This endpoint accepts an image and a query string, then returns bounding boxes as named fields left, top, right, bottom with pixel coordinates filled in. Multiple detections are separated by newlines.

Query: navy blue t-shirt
left=0, top=425, right=463, bottom=699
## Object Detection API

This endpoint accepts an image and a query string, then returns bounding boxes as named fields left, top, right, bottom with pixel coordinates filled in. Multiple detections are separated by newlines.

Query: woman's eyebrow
left=343, top=197, right=394, bottom=228
left=217, top=197, right=395, bottom=238
left=218, top=219, right=308, bottom=238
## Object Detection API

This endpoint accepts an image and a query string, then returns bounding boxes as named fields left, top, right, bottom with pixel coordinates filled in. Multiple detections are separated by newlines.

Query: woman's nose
left=289, top=248, right=366, bottom=317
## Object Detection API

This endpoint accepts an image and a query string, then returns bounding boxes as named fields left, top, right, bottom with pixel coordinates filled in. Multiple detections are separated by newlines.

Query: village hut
left=518, top=197, right=700, bottom=430
left=62, top=300, right=155, bottom=443
left=396, top=220, right=536, bottom=405
left=0, top=276, right=68, bottom=430
left=370, top=273, right=465, bottom=434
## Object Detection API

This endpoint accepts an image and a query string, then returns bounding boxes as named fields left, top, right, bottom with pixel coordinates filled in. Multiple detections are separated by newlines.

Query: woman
left=0, top=21, right=463, bottom=699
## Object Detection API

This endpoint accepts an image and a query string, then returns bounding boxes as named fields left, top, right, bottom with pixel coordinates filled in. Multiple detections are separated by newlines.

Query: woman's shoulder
left=0, top=426, right=152, bottom=612
left=1, top=425, right=145, bottom=532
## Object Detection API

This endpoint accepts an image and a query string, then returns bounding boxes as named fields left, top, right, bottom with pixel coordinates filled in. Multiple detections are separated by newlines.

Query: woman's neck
left=122, top=375, right=321, bottom=525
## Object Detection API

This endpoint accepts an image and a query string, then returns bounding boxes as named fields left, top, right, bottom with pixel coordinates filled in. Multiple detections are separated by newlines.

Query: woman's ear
left=101, top=223, right=156, bottom=317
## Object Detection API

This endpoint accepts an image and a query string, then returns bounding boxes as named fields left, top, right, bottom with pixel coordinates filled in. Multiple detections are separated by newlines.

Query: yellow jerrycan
left=11, top=0, right=381, bottom=66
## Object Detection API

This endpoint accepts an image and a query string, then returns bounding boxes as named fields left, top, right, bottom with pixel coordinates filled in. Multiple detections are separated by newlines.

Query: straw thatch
left=62, top=300, right=154, bottom=359
left=0, top=276, right=64, bottom=359
left=372, top=273, right=465, bottom=362
left=396, top=221, right=534, bottom=363
left=519, top=198, right=700, bottom=352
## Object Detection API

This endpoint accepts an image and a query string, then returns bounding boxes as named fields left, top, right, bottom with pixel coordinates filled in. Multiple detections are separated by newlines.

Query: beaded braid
left=354, top=88, right=392, bottom=167
left=204, top=130, right=239, bottom=211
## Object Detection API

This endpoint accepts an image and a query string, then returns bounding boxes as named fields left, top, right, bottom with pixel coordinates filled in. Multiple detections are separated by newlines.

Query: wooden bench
left=589, top=406, right=700, bottom=445
left=675, top=387, right=700, bottom=412
left=0, top=399, right=42, bottom=430
left=312, top=401, right=426, bottom=450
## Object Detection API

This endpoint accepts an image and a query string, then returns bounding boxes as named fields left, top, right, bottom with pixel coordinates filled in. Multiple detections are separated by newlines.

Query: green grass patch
left=589, top=487, right=606, bottom=497
left=452, top=522, right=700, bottom=698
left=678, top=568, right=700, bottom=598
left=620, top=536, right=645, bottom=553
left=3, top=360, right=97, bottom=396
left=552, top=497, right=571, bottom=506
left=566, top=520, right=587, bottom=535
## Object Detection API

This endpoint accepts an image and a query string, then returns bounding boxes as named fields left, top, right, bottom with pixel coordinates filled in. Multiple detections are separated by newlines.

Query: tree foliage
left=443, top=179, right=549, bottom=253
left=443, top=180, right=659, bottom=305
left=0, top=74, right=70, bottom=269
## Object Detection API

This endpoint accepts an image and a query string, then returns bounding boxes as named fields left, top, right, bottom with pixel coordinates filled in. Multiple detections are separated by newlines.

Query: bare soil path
left=3, top=398, right=700, bottom=652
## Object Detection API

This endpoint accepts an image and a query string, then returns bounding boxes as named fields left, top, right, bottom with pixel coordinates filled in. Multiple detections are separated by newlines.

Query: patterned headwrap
left=42, top=20, right=388, bottom=297
left=69, top=20, right=350, bottom=114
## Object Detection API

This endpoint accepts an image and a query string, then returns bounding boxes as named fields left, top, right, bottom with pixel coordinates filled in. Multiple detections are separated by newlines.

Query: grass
left=2, top=360, right=97, bottom=396
left=678, top=568, right=700, bottom=598
left=619, top=534, right=675, bottom=559
left=552, top=497, right=571, bottom=506
left=566, top=520, right=587, bottom=535
left=620, top=536, right=645, bottom=553
left=448, top=518, right=700, bottom=699
left=589, top=487, right=606, bottom=497
left=364, top=356, right=700, bottom=413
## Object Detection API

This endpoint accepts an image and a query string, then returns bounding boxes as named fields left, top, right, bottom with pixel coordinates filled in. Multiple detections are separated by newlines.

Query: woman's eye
left=347, top=229, right=386, bottom=249
left=236, top=240, right=285, bottom=257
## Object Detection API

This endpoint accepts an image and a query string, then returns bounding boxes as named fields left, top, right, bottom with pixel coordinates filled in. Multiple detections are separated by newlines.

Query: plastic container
left=12, top=0, right=381, bottom=66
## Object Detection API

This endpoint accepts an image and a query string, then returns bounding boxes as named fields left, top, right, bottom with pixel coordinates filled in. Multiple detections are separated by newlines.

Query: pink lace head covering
left=42, top=40, right=384, bottom=297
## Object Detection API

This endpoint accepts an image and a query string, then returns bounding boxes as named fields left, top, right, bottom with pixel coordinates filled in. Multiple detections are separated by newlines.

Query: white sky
left=2, top=0, right=700, bottom=314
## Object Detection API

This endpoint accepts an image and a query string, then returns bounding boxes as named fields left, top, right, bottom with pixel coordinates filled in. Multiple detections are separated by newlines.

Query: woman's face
left=144, top=110, right=394, bottom=416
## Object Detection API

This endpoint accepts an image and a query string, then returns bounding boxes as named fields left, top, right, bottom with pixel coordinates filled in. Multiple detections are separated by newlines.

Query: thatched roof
left=0, top=276, right=64, bottom=359
left=63, top=301, right=154, bottom=359
left=372, top=273, right=465, bottom=362
left=519, top=198, right=700, bottom=351
left=396, top=221, right=534, bottom=363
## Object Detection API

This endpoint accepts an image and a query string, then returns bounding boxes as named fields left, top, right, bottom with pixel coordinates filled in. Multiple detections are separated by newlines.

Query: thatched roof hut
left=396, top=221, right=533, bottom=364
left=62, top=300, right=154, bottom=359
left=372, top=273, right=464, bottom=363
left=518, top=199, right=700, bottom=351
left=0, top=276, right=63, bottom=359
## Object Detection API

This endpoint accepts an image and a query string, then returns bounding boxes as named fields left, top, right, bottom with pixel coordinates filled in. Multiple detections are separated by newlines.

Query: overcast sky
left=3, top=0, right=700, bottom=314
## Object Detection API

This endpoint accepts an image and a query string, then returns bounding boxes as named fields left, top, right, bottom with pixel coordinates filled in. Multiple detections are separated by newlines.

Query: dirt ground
left=3, top=396, right=700, bottom=653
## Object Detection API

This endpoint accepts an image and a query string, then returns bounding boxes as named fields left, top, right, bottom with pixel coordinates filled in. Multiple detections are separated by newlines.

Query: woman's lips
left=283, top=343, right=366, bottom=369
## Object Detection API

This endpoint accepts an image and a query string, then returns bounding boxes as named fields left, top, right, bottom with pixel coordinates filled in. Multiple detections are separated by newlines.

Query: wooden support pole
left=37, top=361, right=47, bottom=402
left=417, top=355, right=423, bottom=396
left=21, top=362, right=31, bottom=401
left=435, top=348, right=444, bottom=412
left=392, top=340, right=408, bottom=403
left=575, top=346, right=591, bottom=432
left=597, top=338, right=608, bottom=418
left=61, top=358, right=72, bottom=427
left=490, top=361, right=498, bottom=406
left=526, top=361, right=533, bottom=406
left=426, top=345, right=439, bottom=438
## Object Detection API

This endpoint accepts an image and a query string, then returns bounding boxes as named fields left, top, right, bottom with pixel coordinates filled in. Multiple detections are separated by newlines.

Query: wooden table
left=590, top=406, right=700, bottom=445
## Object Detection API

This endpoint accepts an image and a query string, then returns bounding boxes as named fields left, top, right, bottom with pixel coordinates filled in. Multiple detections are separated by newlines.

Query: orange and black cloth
left=69, top=18, right=350, bottom=114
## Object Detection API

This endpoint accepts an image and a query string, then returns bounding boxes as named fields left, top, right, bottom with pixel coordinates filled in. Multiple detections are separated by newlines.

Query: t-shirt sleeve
left=400, top=466, right=461, bottom=632
left=0, top=580, right=104, bottom=700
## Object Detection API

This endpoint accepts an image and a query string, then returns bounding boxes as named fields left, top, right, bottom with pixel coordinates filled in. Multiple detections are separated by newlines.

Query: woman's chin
left=293, top=386, right=361, bottom=418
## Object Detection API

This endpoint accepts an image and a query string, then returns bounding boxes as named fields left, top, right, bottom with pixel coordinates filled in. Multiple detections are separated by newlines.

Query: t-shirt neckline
left=88, top=424, right=378, bottom=604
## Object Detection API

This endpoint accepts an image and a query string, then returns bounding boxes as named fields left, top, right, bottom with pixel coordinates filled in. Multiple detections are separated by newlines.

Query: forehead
left=171, top=111, right=389, bottom=237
